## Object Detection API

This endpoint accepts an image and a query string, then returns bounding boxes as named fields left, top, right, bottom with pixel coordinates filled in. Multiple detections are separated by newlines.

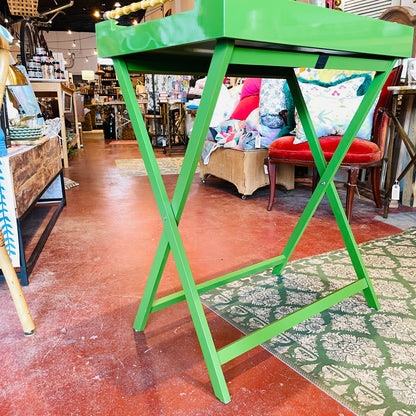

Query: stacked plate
left=10, top=127, right=43, bottom=141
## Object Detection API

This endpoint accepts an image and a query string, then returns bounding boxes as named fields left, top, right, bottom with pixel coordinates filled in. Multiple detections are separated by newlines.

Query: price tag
left=392, top=181, right=400, bottom=201
left=255, top=135, right=261, bottom=149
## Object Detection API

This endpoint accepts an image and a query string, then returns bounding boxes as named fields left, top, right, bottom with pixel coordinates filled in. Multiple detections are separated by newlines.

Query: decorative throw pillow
left=280, top=72, right=374, bottom=140
left=296, top=67, right=371, bottom=84
left=229, top=94, right=260, bottom=120
left=210, top=84, right=239, bottom=127
left=259, top=79, right=286, bottom=128
left=240, top=78, right=262, bottom=100
left=245, top=107, right=260, bottom=131
left=298, top=76, right=367, bottom=100
left=294, top=93, right=376, bottom=144
left=245, top=108, right=281, bottom=147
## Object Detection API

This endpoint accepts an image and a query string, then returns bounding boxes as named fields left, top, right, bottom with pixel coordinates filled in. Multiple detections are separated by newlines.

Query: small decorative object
left=9, top=126, right=43, bottom=141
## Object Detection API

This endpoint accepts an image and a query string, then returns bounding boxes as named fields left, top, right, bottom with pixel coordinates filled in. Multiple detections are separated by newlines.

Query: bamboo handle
left=1, top=28, right=35, bottom=336
left=104, top=0, right=173, bottom=20
left=0, top=231, right=35, bottom=336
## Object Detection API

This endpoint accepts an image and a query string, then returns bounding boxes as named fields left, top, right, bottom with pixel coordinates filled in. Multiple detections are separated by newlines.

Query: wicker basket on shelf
left=7, top=0, right=38, bottom=17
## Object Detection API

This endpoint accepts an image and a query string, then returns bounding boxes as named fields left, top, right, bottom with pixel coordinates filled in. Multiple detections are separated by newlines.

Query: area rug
left=201, top=228, right=416, bottom=416
left=64, top=177, right=79, bottom=190
left=375, top=212, right=416, bottom=231
left=115, top=157, right=198, bottom=176
left=108, top=140, right=138, bottom=145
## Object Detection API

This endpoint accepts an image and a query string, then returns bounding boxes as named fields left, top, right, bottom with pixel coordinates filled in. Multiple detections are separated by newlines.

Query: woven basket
left=7, top=0, right=38, bottom=17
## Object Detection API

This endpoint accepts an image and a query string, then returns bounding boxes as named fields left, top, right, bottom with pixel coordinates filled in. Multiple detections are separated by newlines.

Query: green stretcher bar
left=96, top=0, right=413, bottom=404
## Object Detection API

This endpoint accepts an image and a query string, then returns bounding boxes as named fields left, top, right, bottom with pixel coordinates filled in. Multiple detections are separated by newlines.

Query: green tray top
left=96, top=0, right=413, bottom=71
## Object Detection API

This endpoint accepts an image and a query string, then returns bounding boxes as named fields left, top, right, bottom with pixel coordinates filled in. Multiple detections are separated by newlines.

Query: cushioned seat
left=269, top=135, right=382, bottom=164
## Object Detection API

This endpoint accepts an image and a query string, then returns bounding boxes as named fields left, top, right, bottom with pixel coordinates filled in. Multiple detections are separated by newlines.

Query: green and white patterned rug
left=201, top=228, right=416, bottom=416
left=115, top=157, right=198, bottom=176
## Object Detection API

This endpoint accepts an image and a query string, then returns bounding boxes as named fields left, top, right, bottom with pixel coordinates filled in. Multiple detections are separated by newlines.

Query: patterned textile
left=259, top=78, right=286, bottom=129
left=296, top=67, right=372, bottom=84
left=294, top=91, right=376, bottom=144
left=279, top=73, right=373, bottom=141
left=202, top=228, right=416, bottom=416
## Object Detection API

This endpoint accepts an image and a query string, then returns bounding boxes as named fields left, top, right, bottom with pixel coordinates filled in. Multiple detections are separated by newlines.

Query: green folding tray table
left=96, top=0, right=413, bottom=403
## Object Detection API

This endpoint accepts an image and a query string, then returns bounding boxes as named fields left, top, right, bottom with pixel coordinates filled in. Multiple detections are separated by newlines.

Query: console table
left=96, top=0, right=413, bottom=403
left=0, top=137, right=66, bottom=285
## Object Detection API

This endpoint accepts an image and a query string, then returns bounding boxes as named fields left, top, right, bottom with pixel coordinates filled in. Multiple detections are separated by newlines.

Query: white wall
left=40, top=0, right=195, bottom=76
left=43, top=31, right=98, bottom=77
left=399, top=0, right=416, bottom=12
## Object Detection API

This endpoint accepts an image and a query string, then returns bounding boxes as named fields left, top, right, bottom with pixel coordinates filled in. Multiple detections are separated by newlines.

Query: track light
left=72, top=40, right=76, bottom=47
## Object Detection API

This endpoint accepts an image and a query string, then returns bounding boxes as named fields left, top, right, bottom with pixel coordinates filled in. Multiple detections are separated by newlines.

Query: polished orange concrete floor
left=0, top=131, right=413, bottom=415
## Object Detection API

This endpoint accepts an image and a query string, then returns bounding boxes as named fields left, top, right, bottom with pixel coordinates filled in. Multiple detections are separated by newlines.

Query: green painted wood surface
left=96, top=0, right=413, bottom=64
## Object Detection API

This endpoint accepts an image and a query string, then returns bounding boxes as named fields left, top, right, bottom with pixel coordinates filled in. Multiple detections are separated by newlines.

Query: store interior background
left=1, top=1, right=416, bottom=415
left=7, top=0, right=412, bottom=77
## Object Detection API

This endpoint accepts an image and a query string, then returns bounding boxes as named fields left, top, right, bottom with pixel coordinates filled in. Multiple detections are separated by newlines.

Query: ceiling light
left=93, top=10, right=101, bottom=18
left=67, top=29, right=72, bottom=34
left=132, top=19, right=138, bottom=25
left=114, top=2, right=121, bottom=7
left=72, top=40, right=76, bottom=47
left=67, top=50, right=71, bottom=55
left=5, top=18, right=9, bottom=23
left=93, top=49, right=97, bottom=55
left=85, top=57, right=89, bottom=62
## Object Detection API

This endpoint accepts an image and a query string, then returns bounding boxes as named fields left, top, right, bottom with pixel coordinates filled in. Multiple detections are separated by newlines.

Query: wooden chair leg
left=267, top=159, right=277, bottom=211
left=346, top=168, right=359, bottom=221
left=312, top=167, right=319, bottom=192
left=370, top=167, right=382, bottom=208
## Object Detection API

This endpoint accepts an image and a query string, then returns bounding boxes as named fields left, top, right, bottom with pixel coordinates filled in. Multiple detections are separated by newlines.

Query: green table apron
left=96, top=0, right=413, bottom=403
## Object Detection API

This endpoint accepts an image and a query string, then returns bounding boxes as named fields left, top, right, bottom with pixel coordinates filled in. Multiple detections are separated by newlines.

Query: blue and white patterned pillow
left=259, top=79, right=286, bottom=129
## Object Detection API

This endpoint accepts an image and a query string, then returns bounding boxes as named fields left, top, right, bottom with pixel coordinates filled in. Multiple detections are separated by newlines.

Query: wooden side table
left=384, top=85, right=416, bottom=217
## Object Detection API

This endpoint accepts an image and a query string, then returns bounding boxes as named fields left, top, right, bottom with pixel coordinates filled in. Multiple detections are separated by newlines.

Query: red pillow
left=240, top=78, right=262, bottom=100
left=229, top=95, right=259, bottom=120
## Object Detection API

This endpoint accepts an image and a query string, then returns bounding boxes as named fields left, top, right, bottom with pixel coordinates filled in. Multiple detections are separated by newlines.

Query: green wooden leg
left=273, top=64, right=395, bottom=309
left=114, top=40, right=235, bottom=403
